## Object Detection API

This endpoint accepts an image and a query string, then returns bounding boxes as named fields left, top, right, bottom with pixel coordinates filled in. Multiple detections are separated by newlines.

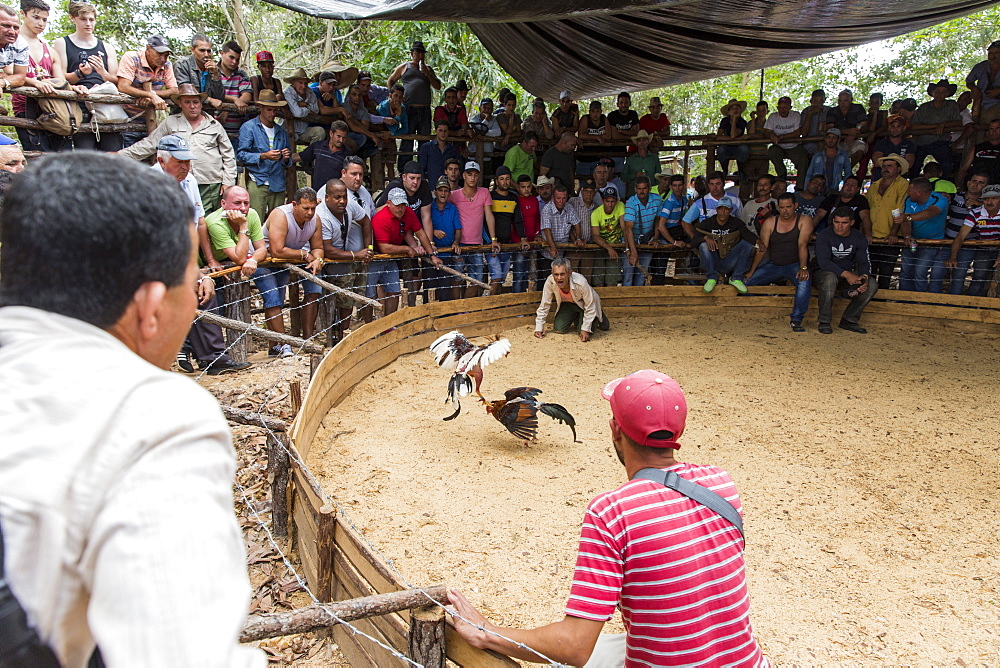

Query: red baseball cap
left=255, top=51, right=274, bottom=63
left=602, top=370, right=687, bottom=448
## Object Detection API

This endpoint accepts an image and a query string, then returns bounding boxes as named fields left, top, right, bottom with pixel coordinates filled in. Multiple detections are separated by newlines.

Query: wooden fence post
left=223, top=278, right=251, bottom=363
left=408, top=605, right=446, bottom=668
left=267, top=432, right=290, bottom=538
left=288, top=280, right=302, bottom=338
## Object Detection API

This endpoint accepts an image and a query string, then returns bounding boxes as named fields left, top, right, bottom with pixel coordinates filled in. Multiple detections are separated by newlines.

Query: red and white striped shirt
left=566, top=463, right=767, bottom=667
left=963, top=205, right=1000, bottom=240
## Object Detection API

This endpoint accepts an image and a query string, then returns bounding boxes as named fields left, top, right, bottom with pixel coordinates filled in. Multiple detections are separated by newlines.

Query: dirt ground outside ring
left=305, top=309, right=1000, bottom=664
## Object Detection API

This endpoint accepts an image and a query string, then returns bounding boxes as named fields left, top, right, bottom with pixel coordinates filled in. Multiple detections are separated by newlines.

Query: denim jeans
left=745, top=260, right=812, bottom=322
left=252, top=265, right=323, bottom=308
left=621, top=251, right=653, bottom=286
left=511, top=252, right=530, bottom=293
left=815, top=270, right=878, bottom=325
left=899, top=246, right=948, bottom=293
left=486, top=251, right=512, bottom=282
left=716, top=143, right=749, bottom=173
left=698, top=239, right=754, bottom=281
left=949, top=247, right=999, bottom=296
left=869, top=244, right=901, bottom=290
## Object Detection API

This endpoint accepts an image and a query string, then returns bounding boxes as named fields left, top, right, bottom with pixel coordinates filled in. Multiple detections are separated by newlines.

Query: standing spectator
left=693, top=196, right=757, bottom=293
left=434, top=86, right=471, bottom=137
left=858, top=92, right=888, bottom=178
left=742, top=173, right=777, bottom=235
left=590, top=186, right=625, bottom=287
left=488, top=165, right=523, bottom=294
left=871, top=114, right=917, bottom=181
left=531, top=257, right=607, bottom=342
left=945, top=183, right=1000, bottom=295
left=639, top=96, right=670, bottom=147
left=450, top=161, right=500, bottom=297
left=681, top=170, right=744, bottom=225
left=805, top=128, right=851, bottom=194
left=283, top=67, right=328, bottom=146
left=427, top=176, right=463, bottom=301
left=539, top=131, right=578, bottom=194
left=376, top=83, right=408, bottom=138
left=338, top=155, right=376, bottom=218
left=317, top=178, right=373, bottom=341
left=812, top=175, right=871, bottom=234
left=551, top=91, right=579, bottom=135
left=540, top=183, right=583, bottom=265
left=600, top=156, right=627, bottom=202
left=944, top=170, right=988, bottom=292
left=503, top=130, right=537, bottom=183
left=910, top=79, right=962, bottom=177
left=53, top=1, right=120, bottom=150
left=621, top=176, right=661, bottom=286
left=119, top=83, right=236, bottom=214
left=294, top=120, right=353, bottom=192
left=0, top=6, right=27, bottom=90
left=249, top=50, right=283, bottom=102
left=897, top=177, right=949, bottom=292
left=715, top=98, right=749, bottom=176
left=419, top=119, right=461, bottom=184
left=568, top=179, right=598, bottom=282
left=621, top=130, right=659, bottom=197
left=956, top=118, right=1000, bottom=186
left=173, top=34, right=223, bottom=109
left=866, top=153, right=910, bottom=289
left=369, top=187, right=441, bottom=314
left=795, top=174, right=826, bottom=219
left=577, top=100, right=610, bottom=146
left=654, top=173, right=693, bottom=247
left=310, top=64, right=354, bottom=108
left=357, top=69, right=388, bottom=108
left=375, top=161, right=435, bottom=306
left=515, top=174, right=543, bottom=291
left=965, top=40, right=1000, bottom=127
left=764, top=96, right=806, bottom=185
left=237, top=89, right=291, bottom=222
left=116, top=34, right=178, bottom=147
left=443, top=157, right=462, bottom=191
left=535, top=174, right=554, bottom=208
left=213, top=40, right=251, bottom=147
left=607, top=90, right=640, bottom=143
left=522, top=99, right=555, bottom=141
left=388, top=40, right=441, bottom=170
left=815, top=207, right=877, bottom=334
left=825, top=88, right=868, bottom=165
left=495, top=94, right=522, bottom=151
left=799, top=88, right=831, bottom=157
left=746, top=192, right=814, bottom=331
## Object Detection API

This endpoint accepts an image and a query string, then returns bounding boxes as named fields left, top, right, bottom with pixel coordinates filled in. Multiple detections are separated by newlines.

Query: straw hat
left=720, top=98, right=747, bottom=116
left=282, top=67, right=311, bottom=84
left=632, top=129, right=654, bottom=144
left=256, top=89, right=287, bottom=107
left=316, top=61, right=358, bottom=88
left=880, top=153, right=908, bottom=171
left=170, top=82, right=208, bottom=102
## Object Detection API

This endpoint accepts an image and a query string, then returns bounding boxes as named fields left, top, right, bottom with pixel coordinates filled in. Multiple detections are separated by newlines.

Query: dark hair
left=0, top=152, right=191, bottom=328
left=522, top=131, right=538, bottom=143
left=617, top=91, right=630, bottom=100
left=843, top=175, right=861, bottom=186
left=553, top=184, right=569, bottom=195
left=435, top=118, right=450, bottom=129
left=810, top=174, right=827, bottom=182
left=20, top=0, right=49, bottom=12
left=0, top=169, right=13, bottom=206
left=922, top=162, right=942, bottom=177
left=777, top=192, right=796, bottom=204
left=444, top=86, right=458, bottom=95
left=832, top=206, right=855, bottom=220
left=706, top=170, right=725, bottom=182
left=220, top=40, right=241, bottom=55
left=634, top=176, right=651, bottom=187
left=669, top=174, right=684, bottom=185
left=967, top=169, right=990, bottom=183
left=909, top=176, right=933, bottom=192
left=391, top=83, right=404, bottom=94
left=757, top=174, right=775, bottom=185
left=444, top=157, right=461, bottom=168
left=342, top=155, right=365, bottom=173
left=516, top=174, right=532, bottom=183
left=330, top=120, right=349, bottom=134
left=293, top=186, right=318, bottom=202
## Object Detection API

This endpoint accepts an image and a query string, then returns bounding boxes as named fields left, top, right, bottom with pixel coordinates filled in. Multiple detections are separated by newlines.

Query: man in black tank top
left=745, top=192, right=814, bottom=331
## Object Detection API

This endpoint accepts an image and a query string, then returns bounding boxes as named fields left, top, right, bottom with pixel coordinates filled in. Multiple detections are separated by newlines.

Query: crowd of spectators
left=1, top=4, right=999, bottom=351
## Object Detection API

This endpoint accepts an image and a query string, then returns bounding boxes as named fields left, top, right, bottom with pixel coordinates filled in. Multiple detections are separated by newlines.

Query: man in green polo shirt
left=503, top=131, right=538, bottom=182
left=206, top=185, right=267, bottom=273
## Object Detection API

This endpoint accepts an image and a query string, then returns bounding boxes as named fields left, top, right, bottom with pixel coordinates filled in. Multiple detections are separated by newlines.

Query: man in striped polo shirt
left=945, top=183, right=1000, bottom=295
left=448, top=370, right=768, bottom=667
left=944, top=170, right=987, bottom=294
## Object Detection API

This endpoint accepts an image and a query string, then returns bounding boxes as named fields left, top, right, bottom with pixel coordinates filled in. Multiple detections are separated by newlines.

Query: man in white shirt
left=0, top=152, right=264, bottom=667
left=765, top=96, right=807, bottom=186
left=319, top=177, right=373, bottom=340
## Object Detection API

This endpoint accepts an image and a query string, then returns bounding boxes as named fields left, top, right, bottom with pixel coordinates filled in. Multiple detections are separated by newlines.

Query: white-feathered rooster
left=429, top=330, right=511, bottom=420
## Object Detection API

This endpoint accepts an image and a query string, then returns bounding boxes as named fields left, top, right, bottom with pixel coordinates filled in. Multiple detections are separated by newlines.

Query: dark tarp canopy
left=263, top=0, right=998, bottom=99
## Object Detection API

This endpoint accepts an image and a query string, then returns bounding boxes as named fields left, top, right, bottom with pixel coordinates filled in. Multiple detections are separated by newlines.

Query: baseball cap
left=589, top=100, right=602, bottom=110
left=480, top=97, right=493, bottom=107
left=410, top=40, right=426, bottom=53
left=559, top=90, right=571, bottom=100
left=580, top=179, right=596, bottom=190
left=887, top=113, right=908, bottom=126
left=435, top=176, right=451, bottom=190
left=157, top=134, right=197, bottom=161
left=600, top=185, right=619, bottom=200
left=983, top=184, right=1000, bottom=197
left=494, top=165, right=511, bottom=178
left=358, top=70, right=372, bottom=81
left=401, top=161, right=422, bottom=175
left=456, top=79, right=469, bottom=91
left=716, top=196, right=735, bottom=210
left=826, top=127, right=842, bottom=137
left=532, top=99, right=546, bottom=110
left=899, top=97, right=918, bottom=111
left=317, top=71, right=337, bottom=84
left=464, top=161, right=481, bottom=172
left=255, top=50, right=274, bottom=63
left=0, top=135, right=18, bottom=146
left=602, top=370, right=687, bottom=448
left=386, top=187, right=409, bottom=205
left=146, top=35, right=171, bottom=53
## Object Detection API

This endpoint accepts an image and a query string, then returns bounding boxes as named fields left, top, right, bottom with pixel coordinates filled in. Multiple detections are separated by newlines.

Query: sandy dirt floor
left=300, top=309, right=1000, bottom=665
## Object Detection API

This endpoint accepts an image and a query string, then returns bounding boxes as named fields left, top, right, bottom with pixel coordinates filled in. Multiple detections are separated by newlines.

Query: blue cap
left=157, top=134, right=197, bottom=161
left=0, top=135, right=18, bottom=146
left=600, top=185, right=619, bottom=200
left=716, top=196, right=736, bottom=210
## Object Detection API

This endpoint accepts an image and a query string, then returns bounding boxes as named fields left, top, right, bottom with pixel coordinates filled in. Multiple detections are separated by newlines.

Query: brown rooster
left=430, top=330, right=511, bottom=420
left=485, top=387, right=579, bottom=445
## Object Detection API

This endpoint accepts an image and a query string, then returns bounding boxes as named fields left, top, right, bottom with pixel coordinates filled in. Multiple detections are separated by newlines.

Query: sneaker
left=703, top=279, right=717, bottom=293
left=790, top=321, right=805, bottom=333
left=818, top=324, right=833, bottom=334
left=203, top=357, right=251, bottom=375
left=176, top=348, right=194, bottom=373
left=730, top=279, right=748, bottom=294
left=268, top=344, right=294, bottom=358
left=598, top=313, right=611, bottom=331
left=838, top=320, right=868, bottom=334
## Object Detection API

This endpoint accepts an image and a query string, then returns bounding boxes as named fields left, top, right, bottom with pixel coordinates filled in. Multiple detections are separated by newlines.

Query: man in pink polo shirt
left=448, top=370, right=768, bottom=668
left=449, top=160, right=500, bottom=297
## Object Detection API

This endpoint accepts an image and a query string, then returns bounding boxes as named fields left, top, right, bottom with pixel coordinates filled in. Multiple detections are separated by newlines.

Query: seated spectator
left=455, top=78, right=469, bottom=110
left=639, top=96, right=670, bottom=147
left=622, top=176, right=661, bottom=286
left=540, top=131, right=578, bottom=194
left=503, top=130, right=537, bottom=183
left=812, top=175, right=870, bottom=234
left=965, top=40, right=1000, bottom=127
left=318, top=178, right=373, bottom=341
left=944, top=170, right=988, bottom=293
left=799, top=88, right=830, bottom=157
left=357, top=70, right=388, bottom=109
left=568, top=178, right=599, bottom=282
left=897, top=176, right=949, bottom=293
left=449, top=161, right=500, bottom=298
left=495, top=94, right=523, bottom=151
left=250, top=50, right=283, bottom=102
left=374, top=160, right=434, bottom=306
left=119, top=82, right=236, bottom=214
left=681, top=170, right=744, bottom=225
left=590, top=186, right=625, bottom=287
left=826, top=88, right=868, bottom=165
left=895, top=97, right=918, bottom=123
left=469, top=97, right=502, bottom=172
left=515, top=174, right=544, bottom=292
left=173, top=34, right=223, bottom=109
left=0, top=136, right=26, bottom=172
left=370, top=187, right=442, bottom=313
left=427, top=175, right=463, bottom=301
left=772, top=177, right=789, bottom=197
left=252, top=187, right=324, bottom=350
left=213, top=41, right=252, bottom=146
left=376, top=83, right=408, bottom=136
left=434, top=86, right=471, bottom=138
left=533, top=256, right=607, bottom=342
left=910, top=79, right=962, bottom=177
left=443, top=157, right=463, bottom=191
left=815, top=207, right=878, bottom=334
left=805, top=128, right=851, bottom=194
left=309, top=70, right=346, bottom=119
left=871, top=114, right=917, bottom=181
left=488, top=166, right=525, bottom=294
left=622, top=130, right=659, bottom=197
left=342, top=83, right=386, bottom=157
left=693, top=196, right=757, bottom=293
left=237, top=89, right=291, bottom=222
left=655, top=174, right=694, bottom=247
left=552, top=91, right=579, bottom=135
left=945, top=183, right=1000, bottom=296
left=795, top=174, right=826, bottom=219
left=600, top=156, right=627, bottom=201
left=867, top=153, right=910, bottom=288
left=742, top=174, right=777, bottom=235
left=578, top=100, right=610, bottom=145
left=951, top=91, right=976, bottom=169
left=764, top=96, right=807, bottom=185
left=742, top=100, right=772, bottom=195
left=116, top=34, right=178, bottom=147
left=608, top=91, right=640, bottom=143
left=956, top=118, right=1000, bottom=186
left=746, top=192, right=813, bottom=331
left=294, top=120, right=354, bottom=192
left=715, top=99, right=749, bottom=176
left=420, top=119, right=462, bottom=186
left=522, top=98, right=555, bottom=141
left=541, top=183, right=583, bottom=264
left=536, top=174, right=554, bottom=208
left=283, top=67, right=330, bottom=145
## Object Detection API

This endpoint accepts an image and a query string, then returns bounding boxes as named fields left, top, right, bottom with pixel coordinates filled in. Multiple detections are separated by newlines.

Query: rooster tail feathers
left=447, top=373, right=473, bottom=402
left=540, top=403, right=579, bottom=442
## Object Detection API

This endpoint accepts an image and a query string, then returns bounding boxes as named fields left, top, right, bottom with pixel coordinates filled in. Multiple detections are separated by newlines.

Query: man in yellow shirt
left=590, top=186, right=625, bottom=287
left=866, top=153, right=909, bottom=289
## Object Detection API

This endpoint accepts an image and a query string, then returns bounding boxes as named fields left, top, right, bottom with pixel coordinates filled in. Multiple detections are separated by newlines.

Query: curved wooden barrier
left=285, top=285, right=1000, bottom=666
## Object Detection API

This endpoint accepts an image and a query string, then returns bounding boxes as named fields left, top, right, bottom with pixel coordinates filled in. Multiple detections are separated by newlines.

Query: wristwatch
left=905, top=214, right=913, bottom=223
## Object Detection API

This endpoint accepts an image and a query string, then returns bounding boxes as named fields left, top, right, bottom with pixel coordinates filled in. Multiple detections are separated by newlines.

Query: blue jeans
left=366, top=260, right=401, bottom=297
left=511, top=252, right=530, bottom=293
left=252, top=265, right=322, bottom=308
left=454, top=249, right=486, bottom=282
left=698, top=239, right=754, bottom=282
left=950, top=247, right=999, bottom=296
left=746, top=260, right=812, bottom=322
left=716, top=144, right=749, bottom=173
left=487, top=251, right=512, bottom=282
left=621, top=251, right=653, bottom=286
left=899, top=246, right=948, bottom=293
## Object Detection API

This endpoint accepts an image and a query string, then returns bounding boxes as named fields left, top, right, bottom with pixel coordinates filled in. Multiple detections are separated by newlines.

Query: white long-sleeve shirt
left=0, top=306, right=264, bottom=668
left=535, top=272, right=603, bottom=333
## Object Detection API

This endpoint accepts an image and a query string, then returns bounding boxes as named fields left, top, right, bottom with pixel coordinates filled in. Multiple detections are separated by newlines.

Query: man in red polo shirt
left=448, top=370, right=768, bottom=668
left=369, top=187, right=441, bottom=314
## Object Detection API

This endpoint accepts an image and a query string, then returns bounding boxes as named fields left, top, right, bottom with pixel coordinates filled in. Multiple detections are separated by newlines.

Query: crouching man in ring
left=533, top=257, right=609, bottom=343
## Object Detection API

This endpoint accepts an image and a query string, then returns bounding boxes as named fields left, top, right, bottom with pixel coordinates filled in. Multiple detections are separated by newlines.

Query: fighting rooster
left=486, top=387, right=579, bottom=445
left=429, top=330, right=510, bottom=419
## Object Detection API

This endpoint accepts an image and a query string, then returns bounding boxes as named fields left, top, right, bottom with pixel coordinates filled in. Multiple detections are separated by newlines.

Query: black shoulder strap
left=632, top=467, right=745, bottom=541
